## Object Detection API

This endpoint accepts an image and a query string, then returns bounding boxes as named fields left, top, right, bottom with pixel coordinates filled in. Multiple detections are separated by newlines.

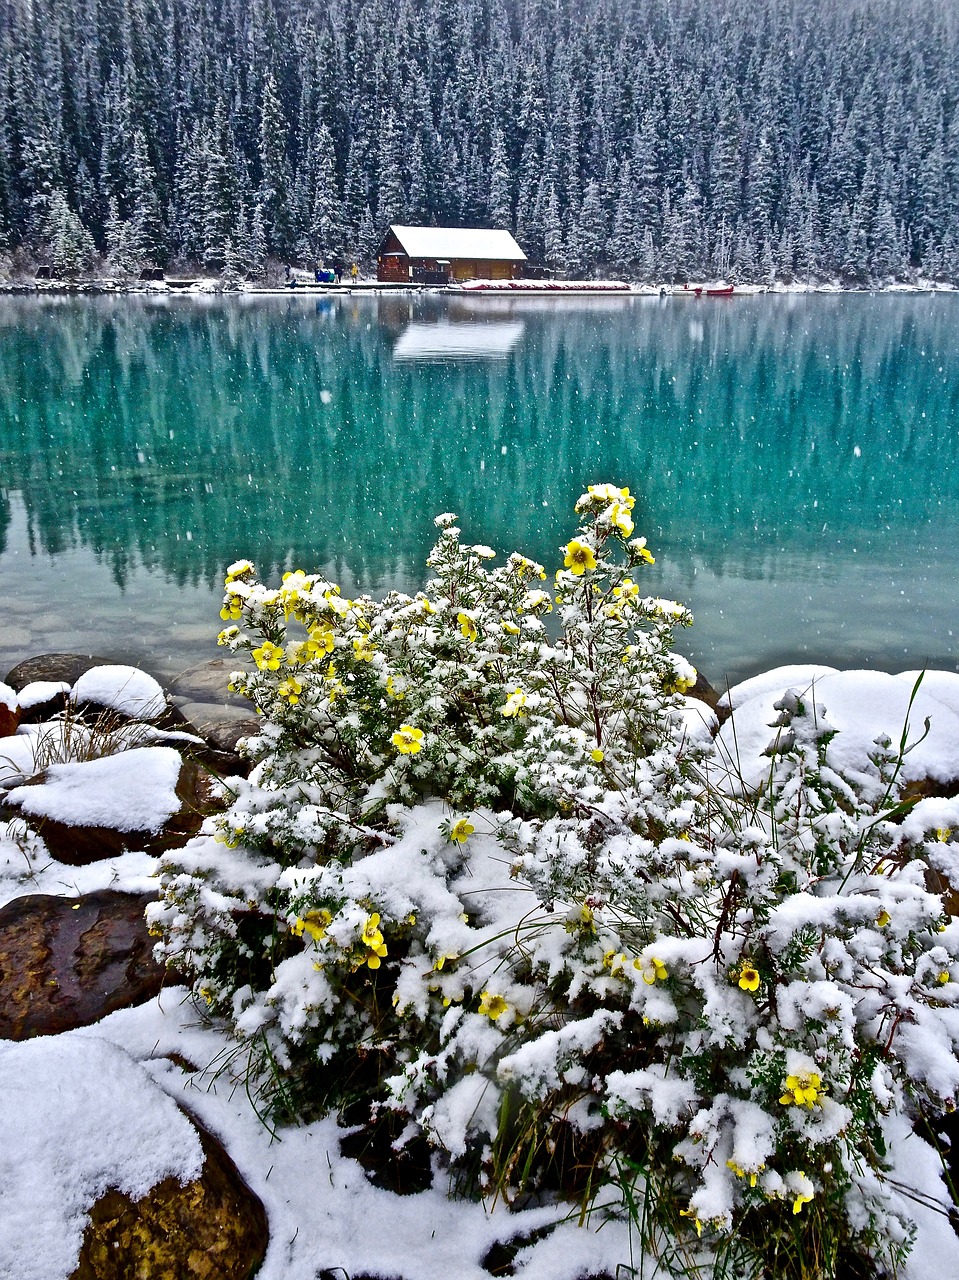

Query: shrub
left=151, top=485, right=959, bottom=1279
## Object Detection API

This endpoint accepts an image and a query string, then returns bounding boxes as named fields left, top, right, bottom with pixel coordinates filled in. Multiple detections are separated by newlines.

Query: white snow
left=0, top=1035, right=203, bottom=1280
left=15, top=680, right=71, bottom=709
left=72, top=664, right=167, bottom=720
left=717, top=664, right=839, bottom=711
left=715, top=670, right=959, bottom=796
left=0, top=680, right=17, bottom=713
left=388, top=225, right=527, bottom=262
left=3, top=662, right=959, bottom=1278
left=5, top=746, right=183, bottom=832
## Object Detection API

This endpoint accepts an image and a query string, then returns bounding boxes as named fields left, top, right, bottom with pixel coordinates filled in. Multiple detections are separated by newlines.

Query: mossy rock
left=72, top=1122, right=268, bottom=1279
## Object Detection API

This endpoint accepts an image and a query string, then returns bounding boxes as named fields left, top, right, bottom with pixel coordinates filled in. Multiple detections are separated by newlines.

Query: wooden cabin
left=377, top=226, right=527, bottom=284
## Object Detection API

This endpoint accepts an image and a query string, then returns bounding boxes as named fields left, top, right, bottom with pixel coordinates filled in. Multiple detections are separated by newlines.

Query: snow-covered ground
left=2, top=663, right=959, bottom=1279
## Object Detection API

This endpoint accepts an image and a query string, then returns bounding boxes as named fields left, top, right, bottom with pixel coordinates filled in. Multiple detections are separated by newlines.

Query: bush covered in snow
left=151, top=486, right=959, bottom=1279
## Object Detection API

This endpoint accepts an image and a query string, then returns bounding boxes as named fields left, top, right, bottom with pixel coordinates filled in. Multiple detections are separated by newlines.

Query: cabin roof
left=387, top=225, right=527, bottom=262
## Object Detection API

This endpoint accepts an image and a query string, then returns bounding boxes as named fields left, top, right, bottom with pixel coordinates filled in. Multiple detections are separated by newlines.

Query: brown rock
left=11, top=756, right=224, bottom=865
left=0, top=890, right=166, bottom=1038
left=688, top=669, right=720, bottom=712
left=0, top=698, right=19, bottom=737
left=72, top=1120, right=269, bottom=1280
left=4, top=653, right=116, bottom=693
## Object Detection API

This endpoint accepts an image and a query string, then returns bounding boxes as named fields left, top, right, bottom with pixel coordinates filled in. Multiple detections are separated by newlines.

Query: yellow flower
left=938, top=970, right=951, bottom=985
left=352, top=636, right=376, bottom=662
left=876, top=908, right=892, bottom=928
left=457, top=611, right=478, bottom=641
left=361, top=913, right=388, bottom=968
left=603, top=950, right=627, bottom=974
left=386, top=673, right=407, bottom=700
left=478, top=991, right=508, bottom=1020
left=224, top=559, right=254, bottom=584
left=792, top=1191, right=814, bottom=1215
left=217, top=626, right=239, bottom=645
left=586, top=482, right=634, bottom=510
left=252, top=640, right=283, bottom=671
left=726, top=1160, right=763, bottom=1188
left=291, top=909, right=332, bottom=942
left=613, top=578, right=639, bottom=600
left=278, top=676, right=302, bottom=704
left=590, top=747, right=605, bottom=762
left=608, top=501, right=634, bottom=537
left=392, top=724, right=424, bottom=754
left=779, top=1073, right=824, bottom=1108
left=640, top=956, right=668, bottom=985
left=631, top=537, right=655, bottom=565
left=220, top=593, right=243, bottom=621
left=307, top=626, right=335, bottom=656
left=500, top=687, right=527, bottom=718
left=433, top=953, right=459, bottom=971
left=502, top=621, right=521, bottom=636
left=450, top=817, right=475, bottom=844
left=563, top=539, right=597, bottom=575
left=679, top=1208, right=703, bottom=1236
left=936, top=827, right=953, bottom=842
left=738, top=963, right=760, bottom=992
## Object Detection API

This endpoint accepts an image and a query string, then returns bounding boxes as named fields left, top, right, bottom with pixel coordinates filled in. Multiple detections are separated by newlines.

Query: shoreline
left=1, top=278, right=957, bottom=298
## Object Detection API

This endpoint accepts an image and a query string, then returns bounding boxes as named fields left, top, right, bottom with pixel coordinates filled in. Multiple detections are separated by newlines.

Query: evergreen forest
left=1, top=0, right=958, bottom=283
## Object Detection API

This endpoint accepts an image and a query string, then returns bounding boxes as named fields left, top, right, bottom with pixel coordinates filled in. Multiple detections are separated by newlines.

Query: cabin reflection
left=392, top=320, right=525, bottom=362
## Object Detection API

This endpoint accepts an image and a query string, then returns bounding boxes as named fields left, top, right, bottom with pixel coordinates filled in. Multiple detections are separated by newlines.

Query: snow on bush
left=151, top=485, right=959, bottom=1279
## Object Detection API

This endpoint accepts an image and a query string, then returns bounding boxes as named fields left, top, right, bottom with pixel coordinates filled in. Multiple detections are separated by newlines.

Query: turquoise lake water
left=0, top=291, right=957, bottom=687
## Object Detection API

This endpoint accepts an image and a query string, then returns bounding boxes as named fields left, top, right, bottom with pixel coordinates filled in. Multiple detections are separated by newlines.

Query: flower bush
left=151, top=485, right=959, bottom=1279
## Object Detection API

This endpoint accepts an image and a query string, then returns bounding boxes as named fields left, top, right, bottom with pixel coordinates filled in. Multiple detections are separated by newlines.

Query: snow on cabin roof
left=388, top=226, right=527, bottom=262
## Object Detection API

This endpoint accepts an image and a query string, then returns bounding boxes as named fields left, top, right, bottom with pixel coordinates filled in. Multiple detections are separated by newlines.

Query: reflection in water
left=393, top=320, right=525, bottom=362
left=0, top=292, right=957, bottom=684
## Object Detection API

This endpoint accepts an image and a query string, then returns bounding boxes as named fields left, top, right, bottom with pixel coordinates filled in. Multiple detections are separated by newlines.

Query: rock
left=72, top=664, right=167, bottom=722
left=72, top=1120, right=269, bottom=1280
left=13, top=678, right=71, bottom=723
left=0, top=680, right=19, bottom=737
left=4, top=653, right=116, bottom=693
left=7, top=753, right=222, bottom=864
left=687, top=669, right=720, bottom=713
left=176, top=702, right=260, bottom=777
left=0, top=890, right=166, bottom=1038
left=169, top=659, right=252, bottom=711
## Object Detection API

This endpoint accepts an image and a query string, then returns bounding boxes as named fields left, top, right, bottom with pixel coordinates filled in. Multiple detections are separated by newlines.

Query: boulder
left=687, top=669, right=720, bottom=713
left=12, top=678, right=71, bottom=723
left=6, top=751, right=222, bottom=864
left=0, top=890, right=166, bottom=1038
left=175, top=702, right=260, bottom=777
left=169, top=659, right=252, bottom=711
left=72, top=1120, right=269, bottom=1280
left=0, top=680, right=19, bottom=737
left=71, top=664, right=168, bottom=723
left=4, top=653, right=116, bottom=693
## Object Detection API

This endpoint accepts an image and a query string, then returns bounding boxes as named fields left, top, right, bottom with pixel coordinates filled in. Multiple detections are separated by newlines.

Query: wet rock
left=8, top=754, right=222, bottom=864
left=4, top=653, right=116, bottom=693
left=169, top=659, right=252, bottom=711
left=0, top=890, right=166, bottom=1038
left=688, top=669, right=721, bottom=713
left=72, top=1120, right=269, bottom=1280
left=176, top=702, right=259, bottom=777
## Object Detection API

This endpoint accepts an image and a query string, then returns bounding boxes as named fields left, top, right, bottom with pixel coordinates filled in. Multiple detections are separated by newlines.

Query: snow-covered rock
left=715, top=669, right=959, bottom=797
left=72, top=664, right=167, bottom=721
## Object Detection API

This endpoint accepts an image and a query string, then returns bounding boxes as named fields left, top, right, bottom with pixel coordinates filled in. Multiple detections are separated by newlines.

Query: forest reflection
left=1, top=292, right=957, bottom=677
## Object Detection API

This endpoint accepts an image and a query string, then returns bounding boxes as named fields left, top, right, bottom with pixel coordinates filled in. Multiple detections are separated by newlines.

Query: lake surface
left=1, top=291, right=957, bottom=688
